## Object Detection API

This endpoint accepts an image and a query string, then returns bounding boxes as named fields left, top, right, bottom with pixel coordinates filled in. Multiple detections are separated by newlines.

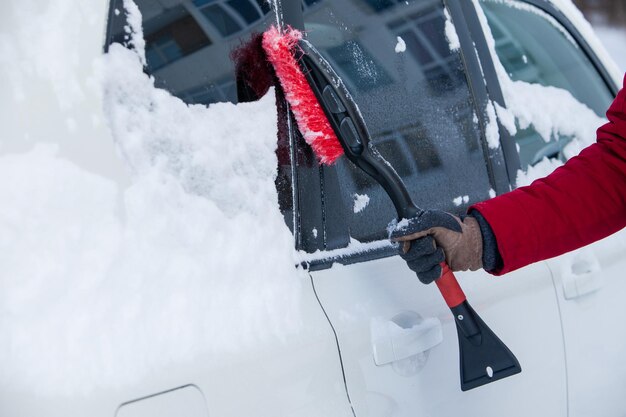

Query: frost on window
left=475, top=0, right=613, bottom=185
left=303, top=0, right=492, bottom=247
left=326, top=40, right=393, bottom=92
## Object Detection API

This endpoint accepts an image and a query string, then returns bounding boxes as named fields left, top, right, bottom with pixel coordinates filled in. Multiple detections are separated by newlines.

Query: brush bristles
left=262, top=25, right=344, bottom=165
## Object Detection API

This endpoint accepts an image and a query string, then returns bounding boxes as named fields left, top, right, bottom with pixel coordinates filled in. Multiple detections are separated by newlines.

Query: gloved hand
left=390, top=210, right=483, bottom=284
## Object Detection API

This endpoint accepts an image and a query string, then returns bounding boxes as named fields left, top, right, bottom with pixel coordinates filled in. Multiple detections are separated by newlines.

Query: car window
left=105, top=0, right=297, bottom=233
left=106, top=0, right=274, bottom=105
left=479, top=0, right=614, bottom=170
left=301, top=0, right=492, bottom=245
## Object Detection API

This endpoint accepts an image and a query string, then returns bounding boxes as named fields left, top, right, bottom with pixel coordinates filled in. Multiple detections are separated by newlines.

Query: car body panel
left=311, top=251, right=567, bottom=416
left=545, top=229, right=626, bottom=417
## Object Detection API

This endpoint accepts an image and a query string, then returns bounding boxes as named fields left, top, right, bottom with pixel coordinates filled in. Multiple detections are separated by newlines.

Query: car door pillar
left=446, top=0, right=521, bottom=190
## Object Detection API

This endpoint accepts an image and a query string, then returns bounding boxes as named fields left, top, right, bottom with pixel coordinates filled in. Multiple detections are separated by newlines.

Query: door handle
left=371, top=311, right=443, bottom=366
left=562, top=257, right=603, bottom=300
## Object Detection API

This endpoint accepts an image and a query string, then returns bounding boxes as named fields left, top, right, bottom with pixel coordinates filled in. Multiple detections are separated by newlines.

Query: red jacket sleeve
left=470, top=74, right=626, bottom=275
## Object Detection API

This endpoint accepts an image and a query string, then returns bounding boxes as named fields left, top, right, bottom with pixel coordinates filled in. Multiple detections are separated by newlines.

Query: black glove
left=395, top=235, right=446, bottom=284
left=390, top=210, right=473, bottom=284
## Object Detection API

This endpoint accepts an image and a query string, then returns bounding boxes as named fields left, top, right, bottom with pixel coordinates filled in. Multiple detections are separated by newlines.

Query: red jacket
left=471, top=74, right=626, bottom=275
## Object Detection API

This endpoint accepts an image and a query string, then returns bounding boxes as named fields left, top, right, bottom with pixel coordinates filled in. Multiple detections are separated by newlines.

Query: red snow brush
left=261, top=25, right=521, bottom=391
left=262, top=25, right=343, bottom=164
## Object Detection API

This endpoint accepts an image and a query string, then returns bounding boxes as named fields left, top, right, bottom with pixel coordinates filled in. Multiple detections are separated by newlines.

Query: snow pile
left=516, top=156, right=563, bottom=186
left=492, top=80, right=604, bottom=159
left=0, top=2, right=304, bottom=396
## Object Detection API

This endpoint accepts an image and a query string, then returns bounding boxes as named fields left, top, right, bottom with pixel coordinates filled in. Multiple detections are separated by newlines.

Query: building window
left=193, top=0, right=269, bottom=37
left=144, top=14, right=211, bottom=71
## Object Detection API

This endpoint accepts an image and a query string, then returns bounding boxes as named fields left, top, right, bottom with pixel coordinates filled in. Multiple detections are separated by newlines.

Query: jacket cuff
left=469, top=210, right=503, bottom=273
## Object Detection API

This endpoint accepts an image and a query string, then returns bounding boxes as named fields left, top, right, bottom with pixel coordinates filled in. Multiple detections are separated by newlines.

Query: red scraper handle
left=435, top=262, right=466, bottom=309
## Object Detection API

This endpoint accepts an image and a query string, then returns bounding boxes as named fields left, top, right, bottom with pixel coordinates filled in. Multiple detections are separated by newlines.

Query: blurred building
left=573, top=0, right=626, bottom=26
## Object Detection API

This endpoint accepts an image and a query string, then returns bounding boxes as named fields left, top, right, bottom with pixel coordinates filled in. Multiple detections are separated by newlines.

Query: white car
left=1, top=0, right=624, bottom=416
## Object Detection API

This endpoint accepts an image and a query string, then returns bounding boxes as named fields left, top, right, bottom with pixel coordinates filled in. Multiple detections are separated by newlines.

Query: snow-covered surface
left=494, top=101, right=516, bottom=136
left=444, top=7, right=461, bottom=51
left=485, top=101, right=501, bottom=149
left=296, top=238, right=393, bottom=264
left=0, top=0, right=305, bottom=396
left=393, top=217, right=410, bottom=233
left=353, top=193, right=370, bottom=213
left=516, top=156, right=563, bottom=186
left=121, top=0, right=146, bottom=66
left=495, top=80, right=604, bottom=159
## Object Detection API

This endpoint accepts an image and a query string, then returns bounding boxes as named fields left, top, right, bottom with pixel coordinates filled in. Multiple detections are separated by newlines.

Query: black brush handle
left=296, top=37, right=520, bottom=391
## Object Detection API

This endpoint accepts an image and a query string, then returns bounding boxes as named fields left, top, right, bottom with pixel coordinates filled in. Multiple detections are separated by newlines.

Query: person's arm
left=392, top=74, right=626, bottom=281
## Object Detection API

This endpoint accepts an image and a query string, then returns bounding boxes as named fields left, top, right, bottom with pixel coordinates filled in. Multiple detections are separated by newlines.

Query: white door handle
left=563, top=257, right=603, bottom=300
left=371, top=311, right=443, bottom=366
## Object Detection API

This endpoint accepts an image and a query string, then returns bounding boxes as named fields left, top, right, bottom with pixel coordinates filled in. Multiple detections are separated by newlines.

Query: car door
left=101, top=2, right=355, bottom=417
left=286, top=0, right=568, bottom=415
left=470, top=1, right=626, bottom=416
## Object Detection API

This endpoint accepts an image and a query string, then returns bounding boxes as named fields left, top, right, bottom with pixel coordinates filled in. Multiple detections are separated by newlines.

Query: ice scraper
left=259, top=25, right=521, bottom=391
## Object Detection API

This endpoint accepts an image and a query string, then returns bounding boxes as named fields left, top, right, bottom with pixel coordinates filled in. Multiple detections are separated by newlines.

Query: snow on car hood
left=0, top=0, right=304, bottom=396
